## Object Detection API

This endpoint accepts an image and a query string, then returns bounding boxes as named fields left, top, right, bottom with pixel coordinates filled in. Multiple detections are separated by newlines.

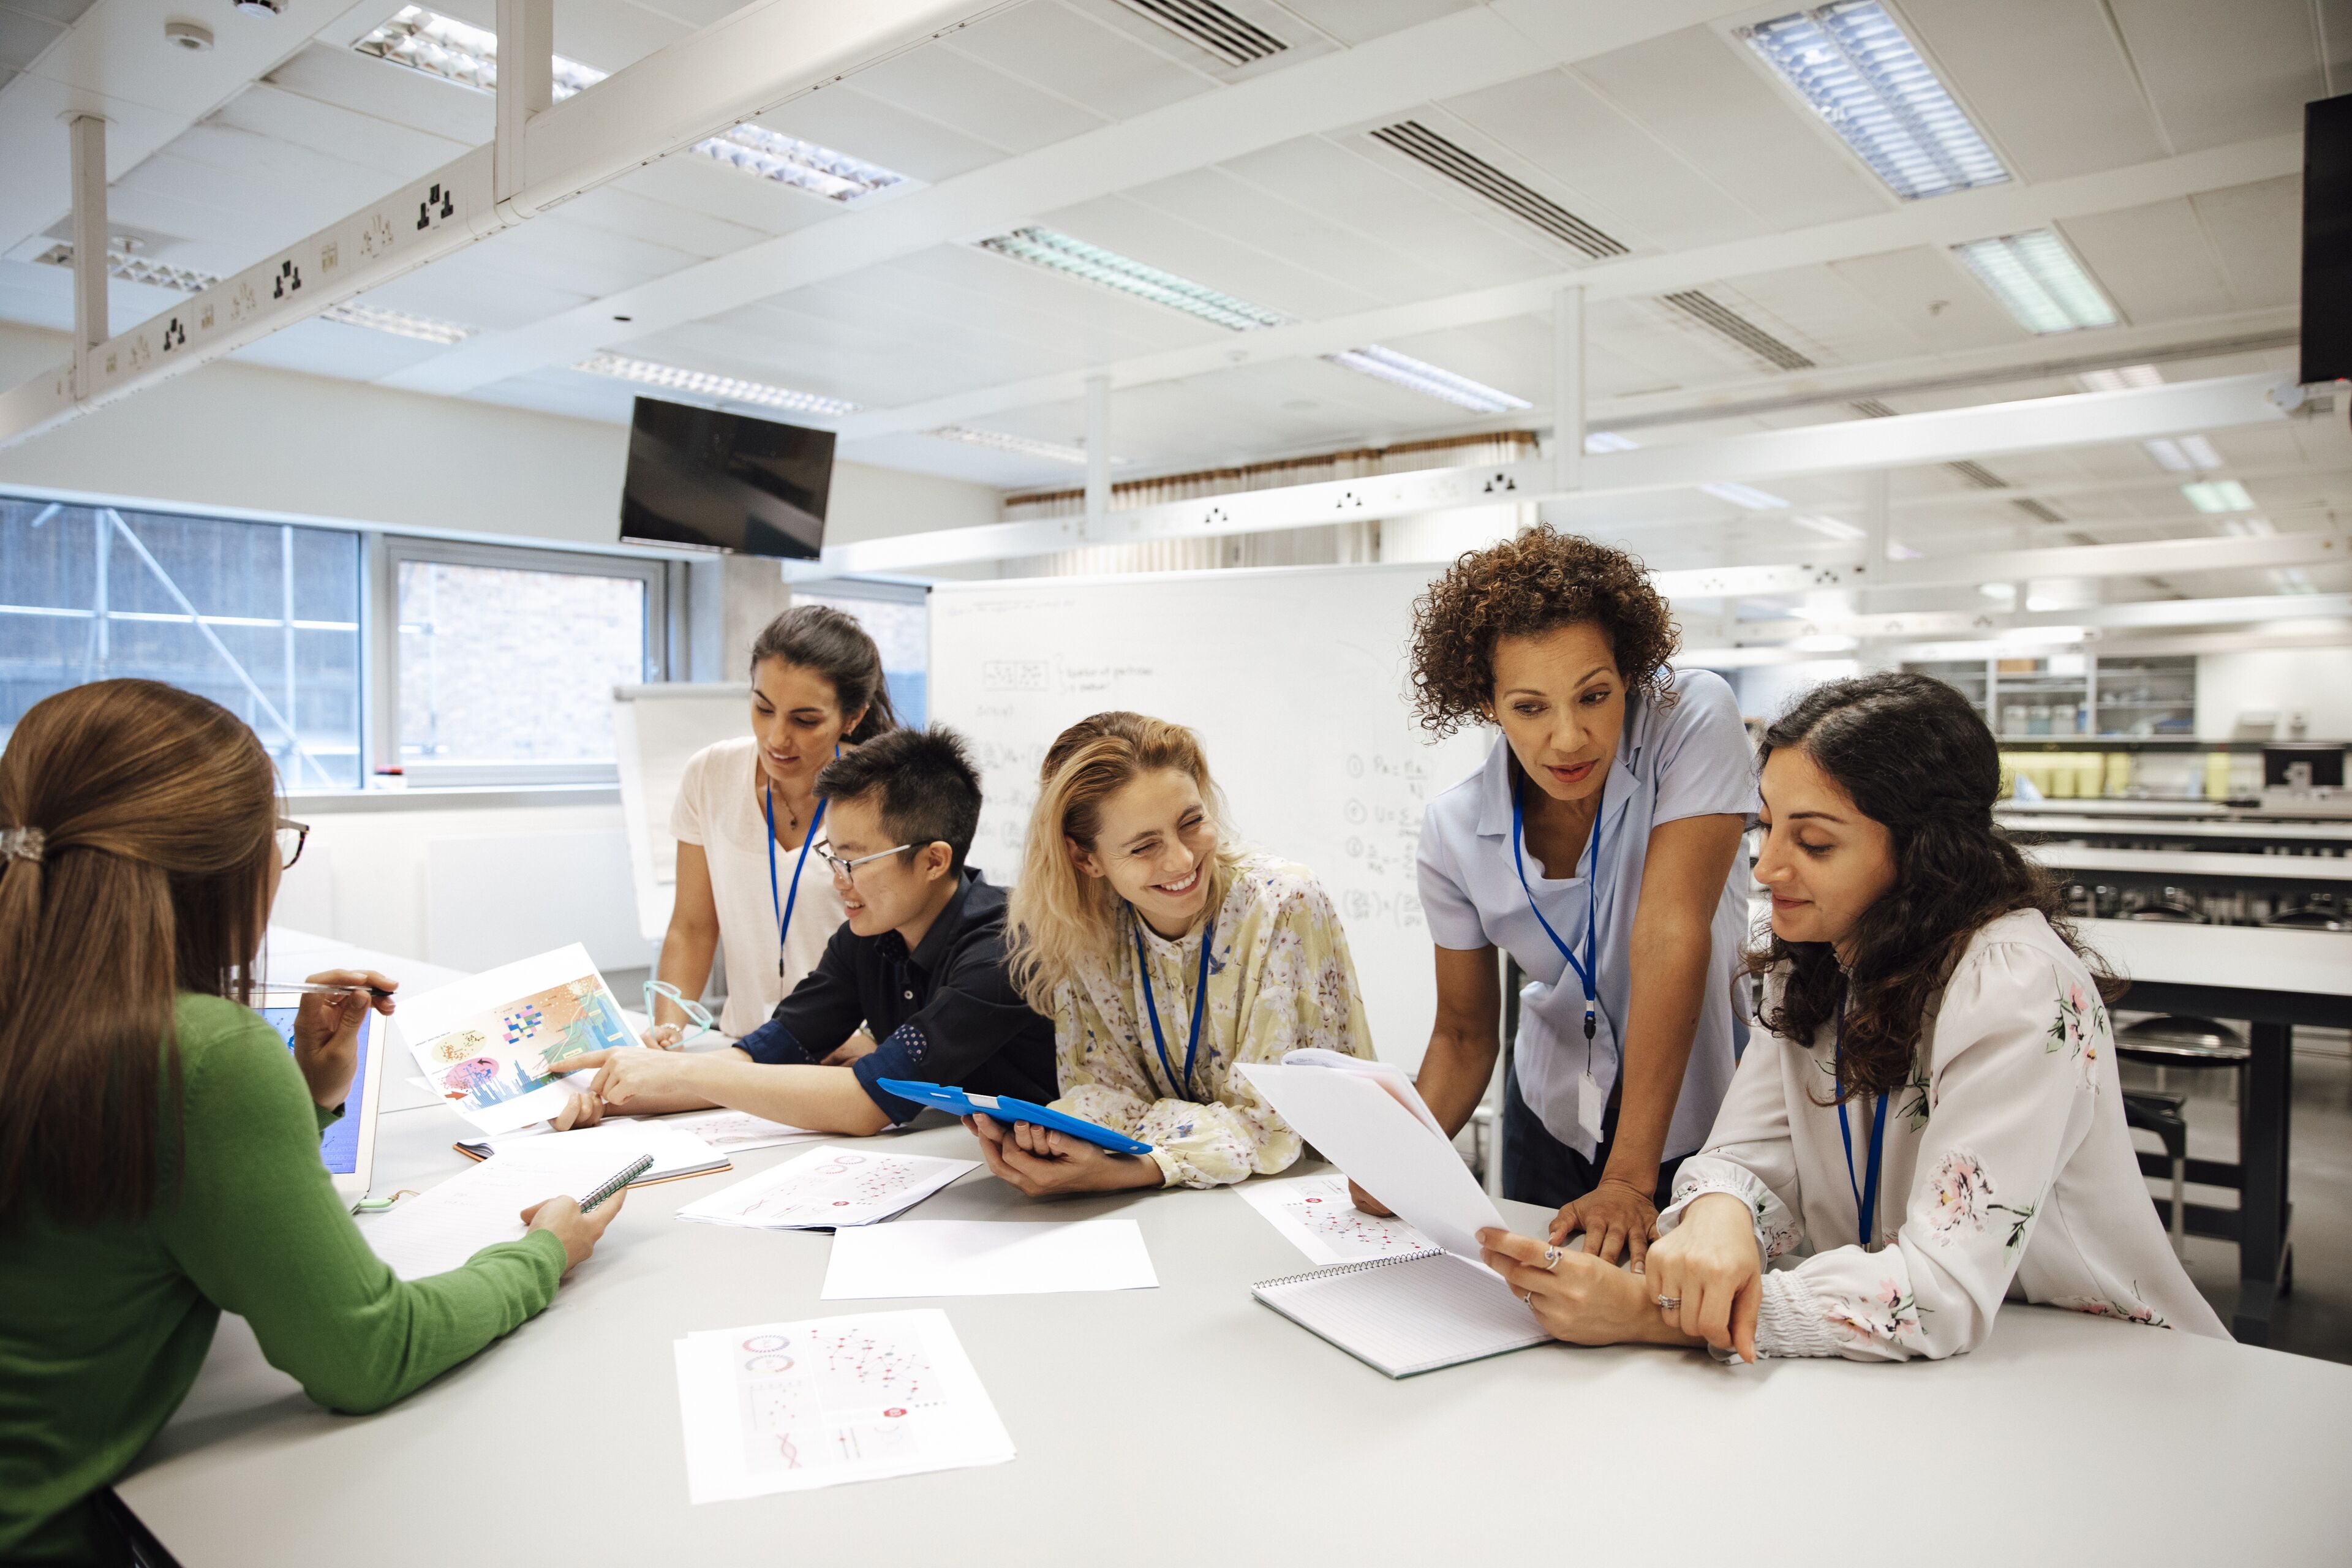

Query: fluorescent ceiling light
left=925, top=427, right=1098, bottom=467
left=2005, top=625, right=2086, bottom=646
left=2182, top=479, right=2256, bottom=513
left=975, top=225, right=1523, bottom=411
left=1322, top=345, right=1530, bottom=413
left=576, top=353, right=858, bottom=416
left=1584, top=431, right=1639, bottom=453
left=2272, top=568, right=2318, bottom=594
left=1793, top=633, right=1860, bottom=653
left=1701, top=481, right=1791, bottom=510
left=2218, top=516, right=2276, bottom=537
left=1952, top=229, right=2119, bottom=334
left=974, top=227, right=1289, bottom=331
left=2078, top=364, right=2162, bottom=391
left=1978, top=582, right=2016, bottom=602
left=1791, top=513, right=1867, bottom=540
left=1738, top=1, right=2008, bottom=201
left=2144, top=436, right=2223, bottom=472
left=34, top=241, right=475, bottom=343
left=353, top=7, right=908, bottom=202
left=1888, top=541, right=1924, bottom=560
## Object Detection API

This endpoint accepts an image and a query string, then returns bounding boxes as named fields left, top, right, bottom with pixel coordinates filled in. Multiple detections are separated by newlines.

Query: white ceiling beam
left=1877, top=624, right=2352, bottom=662
left=833, top=134, right=2301, bottom=441
left=797, top=374, right=2305, bottom=577
left=0, top=0, right=1013, bottom=450
left=377, top=1, right=1767, bottom=398
left=0, top=0, right=375, bottom=258
left=1733, top=594, right=2352, bottom=644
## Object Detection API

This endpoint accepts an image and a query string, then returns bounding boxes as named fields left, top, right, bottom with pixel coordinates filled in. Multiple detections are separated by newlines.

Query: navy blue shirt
left=736, top=868, right=1057, bottom=1123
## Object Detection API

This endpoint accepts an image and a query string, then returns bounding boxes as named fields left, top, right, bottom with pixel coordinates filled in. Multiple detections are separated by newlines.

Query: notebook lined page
left=1254, top=1252, right=1550, bottom=1378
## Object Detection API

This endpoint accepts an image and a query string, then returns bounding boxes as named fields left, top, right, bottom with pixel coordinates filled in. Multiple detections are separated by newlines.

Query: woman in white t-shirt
left=649, top=606, right=895, bottom=1045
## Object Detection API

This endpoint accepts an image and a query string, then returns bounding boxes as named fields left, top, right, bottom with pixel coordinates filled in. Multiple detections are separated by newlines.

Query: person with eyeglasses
left=550, top=726, right=1056, bottom=1136
left=0, top=681, right=624, bottom=1566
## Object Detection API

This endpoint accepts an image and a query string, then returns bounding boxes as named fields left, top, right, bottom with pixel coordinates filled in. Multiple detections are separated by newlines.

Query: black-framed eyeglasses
left=816, top=842, right=916, bottom=881
left=276, top=816, right=309, bottom=870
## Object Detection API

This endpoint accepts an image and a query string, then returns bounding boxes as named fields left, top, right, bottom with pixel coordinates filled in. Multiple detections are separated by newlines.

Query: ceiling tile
left=1900, top=0, right=2167, bottom=180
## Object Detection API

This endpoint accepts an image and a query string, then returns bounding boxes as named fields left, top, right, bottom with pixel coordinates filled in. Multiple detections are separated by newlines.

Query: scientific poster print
left=1234, top=1172, right=1440, bottom=1267
left=396, top=943, right=633, bottom=1134
left=674, top=1310, right=1015, bottom=1502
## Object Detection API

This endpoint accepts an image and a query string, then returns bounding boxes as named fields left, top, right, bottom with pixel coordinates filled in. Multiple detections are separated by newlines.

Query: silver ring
left=1518, top=1289, right=1534, bottom=1304
left=1542, top=1245, right=1563, bottom=1272
left=1654, top=1294, right=1682, bottom=1310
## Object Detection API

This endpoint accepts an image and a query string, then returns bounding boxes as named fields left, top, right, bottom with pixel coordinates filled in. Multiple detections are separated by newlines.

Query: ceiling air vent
left=1118, top=0, right=1285, bottom=67
left=1370, top=121, right=1627, bottom=260
left=1661, top=292, right=1815, bottom=372
left=1944, top=454, right=2065, bottom=522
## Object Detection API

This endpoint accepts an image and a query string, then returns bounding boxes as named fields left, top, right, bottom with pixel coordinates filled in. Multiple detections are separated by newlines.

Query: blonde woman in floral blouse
left=1478, top=673, right=2225, bottom=1359
left=980, top=711, right=1374, bottom=1193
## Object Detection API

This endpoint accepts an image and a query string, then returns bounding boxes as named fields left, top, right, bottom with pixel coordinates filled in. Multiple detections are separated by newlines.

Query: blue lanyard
left=1133, top=911, right=1215, bottom=1098
left=763, top=785, right=827, bottom=979
left=1508, top=779, right=1604, bottom=1042
left=1833, top=1016, right=1890, bottom=1248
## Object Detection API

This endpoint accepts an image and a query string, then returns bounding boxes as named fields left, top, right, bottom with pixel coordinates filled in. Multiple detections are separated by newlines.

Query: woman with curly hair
left=1477, top=673, right=2224, bottom=1359
left=1389, top=526, right=1756, bottom=1263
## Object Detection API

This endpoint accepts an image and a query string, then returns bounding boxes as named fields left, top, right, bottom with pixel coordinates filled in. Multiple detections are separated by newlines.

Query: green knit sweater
left=0, top=993, right=565, bottom=1562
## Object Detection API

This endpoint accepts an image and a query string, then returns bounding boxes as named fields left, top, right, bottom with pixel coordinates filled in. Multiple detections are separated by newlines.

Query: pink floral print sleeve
left=1656, top=908, right=2228, bottom=1360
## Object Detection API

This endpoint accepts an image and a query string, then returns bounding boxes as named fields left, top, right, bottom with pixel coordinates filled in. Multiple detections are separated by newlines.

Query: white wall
left=279, top=798, right=660, bottom=976
left=2194, top=649, right=2352, bottom=740
left=0, top=320, right=999, bottom=551
left=1727, top=659, right=1860, bottom=723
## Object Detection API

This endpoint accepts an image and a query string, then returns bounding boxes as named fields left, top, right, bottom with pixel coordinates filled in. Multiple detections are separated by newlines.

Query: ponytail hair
left=0, top=680, right=277, bottom=1226
left=750, top=605, right=897, bottom=743
left=1004, top=711, right=1242, bottom=1013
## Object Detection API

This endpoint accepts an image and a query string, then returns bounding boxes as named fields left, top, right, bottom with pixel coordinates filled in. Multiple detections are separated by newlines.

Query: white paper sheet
left=1280, top=1049, right=1449, bottom=1139
left=660, top=1107, right=824, bottom=1152
left=1236, top=1063, right=1506, bottom=1263
left=674, top=1145, right=978, bottom=1230
left=357, top=1137, right=654, bottom=1281
left=396, top=944, right=635, bottom=1134
left=1233, top=1173, right=1439, bottom=1267
left=673, top=1310, right=1016, bottom=1502
left=461, top=1119, right=731, bottom=1183
left=821, top=1220, right=1158, bottom=1300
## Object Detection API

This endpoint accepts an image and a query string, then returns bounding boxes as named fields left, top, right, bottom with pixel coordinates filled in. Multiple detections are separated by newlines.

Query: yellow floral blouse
left=1050, top=852, right=1374, bottom=1188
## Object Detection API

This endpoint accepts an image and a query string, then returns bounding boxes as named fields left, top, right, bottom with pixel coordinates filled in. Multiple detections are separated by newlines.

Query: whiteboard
left=612, top=682, right=752, bottom=942
left=929, top=563, right=1487, bottom=1071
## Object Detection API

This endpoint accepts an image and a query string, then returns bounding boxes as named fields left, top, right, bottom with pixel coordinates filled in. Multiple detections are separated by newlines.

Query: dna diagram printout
left=674, top=1145, right=979, bottom=1230
left=1234, top=1172, right=1441, bottom=1267
left=674, top=1310, right=1016, bottom=1502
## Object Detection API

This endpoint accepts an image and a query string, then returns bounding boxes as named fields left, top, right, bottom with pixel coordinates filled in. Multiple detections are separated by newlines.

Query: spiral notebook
left=1251, top=1249, right=1552, bottom=1379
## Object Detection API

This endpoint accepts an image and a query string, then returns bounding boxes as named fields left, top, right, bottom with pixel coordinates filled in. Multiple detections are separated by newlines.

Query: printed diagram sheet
left=675, top=1145, right=978, bottom=1230
left=660, top=1107, right=823, bottom=1152
left=1235, top=1173, right=1439, bottom=1267
left=674, top=1310, right=1015, bottom=1501
left=397, top=944, right=633, bottom=1134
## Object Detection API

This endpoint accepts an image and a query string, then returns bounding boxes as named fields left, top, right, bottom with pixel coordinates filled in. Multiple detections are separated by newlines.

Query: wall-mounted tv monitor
left=2301, top=93, right=2352, bottom=387
left=619, top=396, right=834, bottom=559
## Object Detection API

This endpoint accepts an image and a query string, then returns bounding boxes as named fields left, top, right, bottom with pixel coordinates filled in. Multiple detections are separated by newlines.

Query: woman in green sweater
left=0, top=680, right=624, bottom=1565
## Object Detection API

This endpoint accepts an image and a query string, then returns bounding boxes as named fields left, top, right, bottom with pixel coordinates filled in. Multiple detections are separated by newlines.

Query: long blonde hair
left=1005, top=712, right=1242, bottom=1013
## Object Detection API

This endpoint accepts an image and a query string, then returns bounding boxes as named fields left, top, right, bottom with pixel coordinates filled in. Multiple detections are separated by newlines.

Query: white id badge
left=1577, top=1069, right=1607, bottom=1143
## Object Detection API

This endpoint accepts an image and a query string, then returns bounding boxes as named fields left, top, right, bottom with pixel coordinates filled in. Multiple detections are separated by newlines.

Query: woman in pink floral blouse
left=1479, top=671, right=2226, bottom=1360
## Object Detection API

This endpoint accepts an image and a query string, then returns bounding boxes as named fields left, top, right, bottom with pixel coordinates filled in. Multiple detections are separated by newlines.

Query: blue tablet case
left=875, top=1078, right=1155, bottom=1156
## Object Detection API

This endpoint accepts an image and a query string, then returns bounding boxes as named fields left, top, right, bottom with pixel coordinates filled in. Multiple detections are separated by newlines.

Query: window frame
left=374, top=535, right=671, bottom=788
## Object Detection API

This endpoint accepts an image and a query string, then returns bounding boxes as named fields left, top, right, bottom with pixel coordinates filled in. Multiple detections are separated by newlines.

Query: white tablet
left=256, top=992, right=385, bottom=1212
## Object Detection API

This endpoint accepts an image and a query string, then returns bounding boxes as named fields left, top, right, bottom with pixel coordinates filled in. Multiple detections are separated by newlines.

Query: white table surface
left=114, top=1108, right=2351, bottom=1566
left=2029, top=845, right=2352, bottom=882
left=2084, top=917, right=2352, bottom=998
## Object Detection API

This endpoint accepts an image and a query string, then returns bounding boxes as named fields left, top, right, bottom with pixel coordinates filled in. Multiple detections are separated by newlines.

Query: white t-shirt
left=669, top=736, right=848, bottom=1038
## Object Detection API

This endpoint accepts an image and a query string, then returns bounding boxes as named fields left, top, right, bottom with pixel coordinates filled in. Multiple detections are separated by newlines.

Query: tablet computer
left=875, top=1078, right=1155, bottom=1156
left=257, top=992, right=384, bottom=1212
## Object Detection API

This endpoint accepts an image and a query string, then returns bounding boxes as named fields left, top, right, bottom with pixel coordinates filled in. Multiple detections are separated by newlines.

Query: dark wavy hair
left=1744, top=671, right=2116, bottom=1101
left=1406, top=525, right=1678, bottom=737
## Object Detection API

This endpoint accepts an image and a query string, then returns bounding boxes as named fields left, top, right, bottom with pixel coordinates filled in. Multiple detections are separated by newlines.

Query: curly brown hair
left=1406, top=525, right=1680, bottom=737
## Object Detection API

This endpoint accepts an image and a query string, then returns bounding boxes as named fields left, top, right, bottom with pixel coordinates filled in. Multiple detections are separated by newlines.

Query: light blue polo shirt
left=1416, top=668, right=1757, bottom=1161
